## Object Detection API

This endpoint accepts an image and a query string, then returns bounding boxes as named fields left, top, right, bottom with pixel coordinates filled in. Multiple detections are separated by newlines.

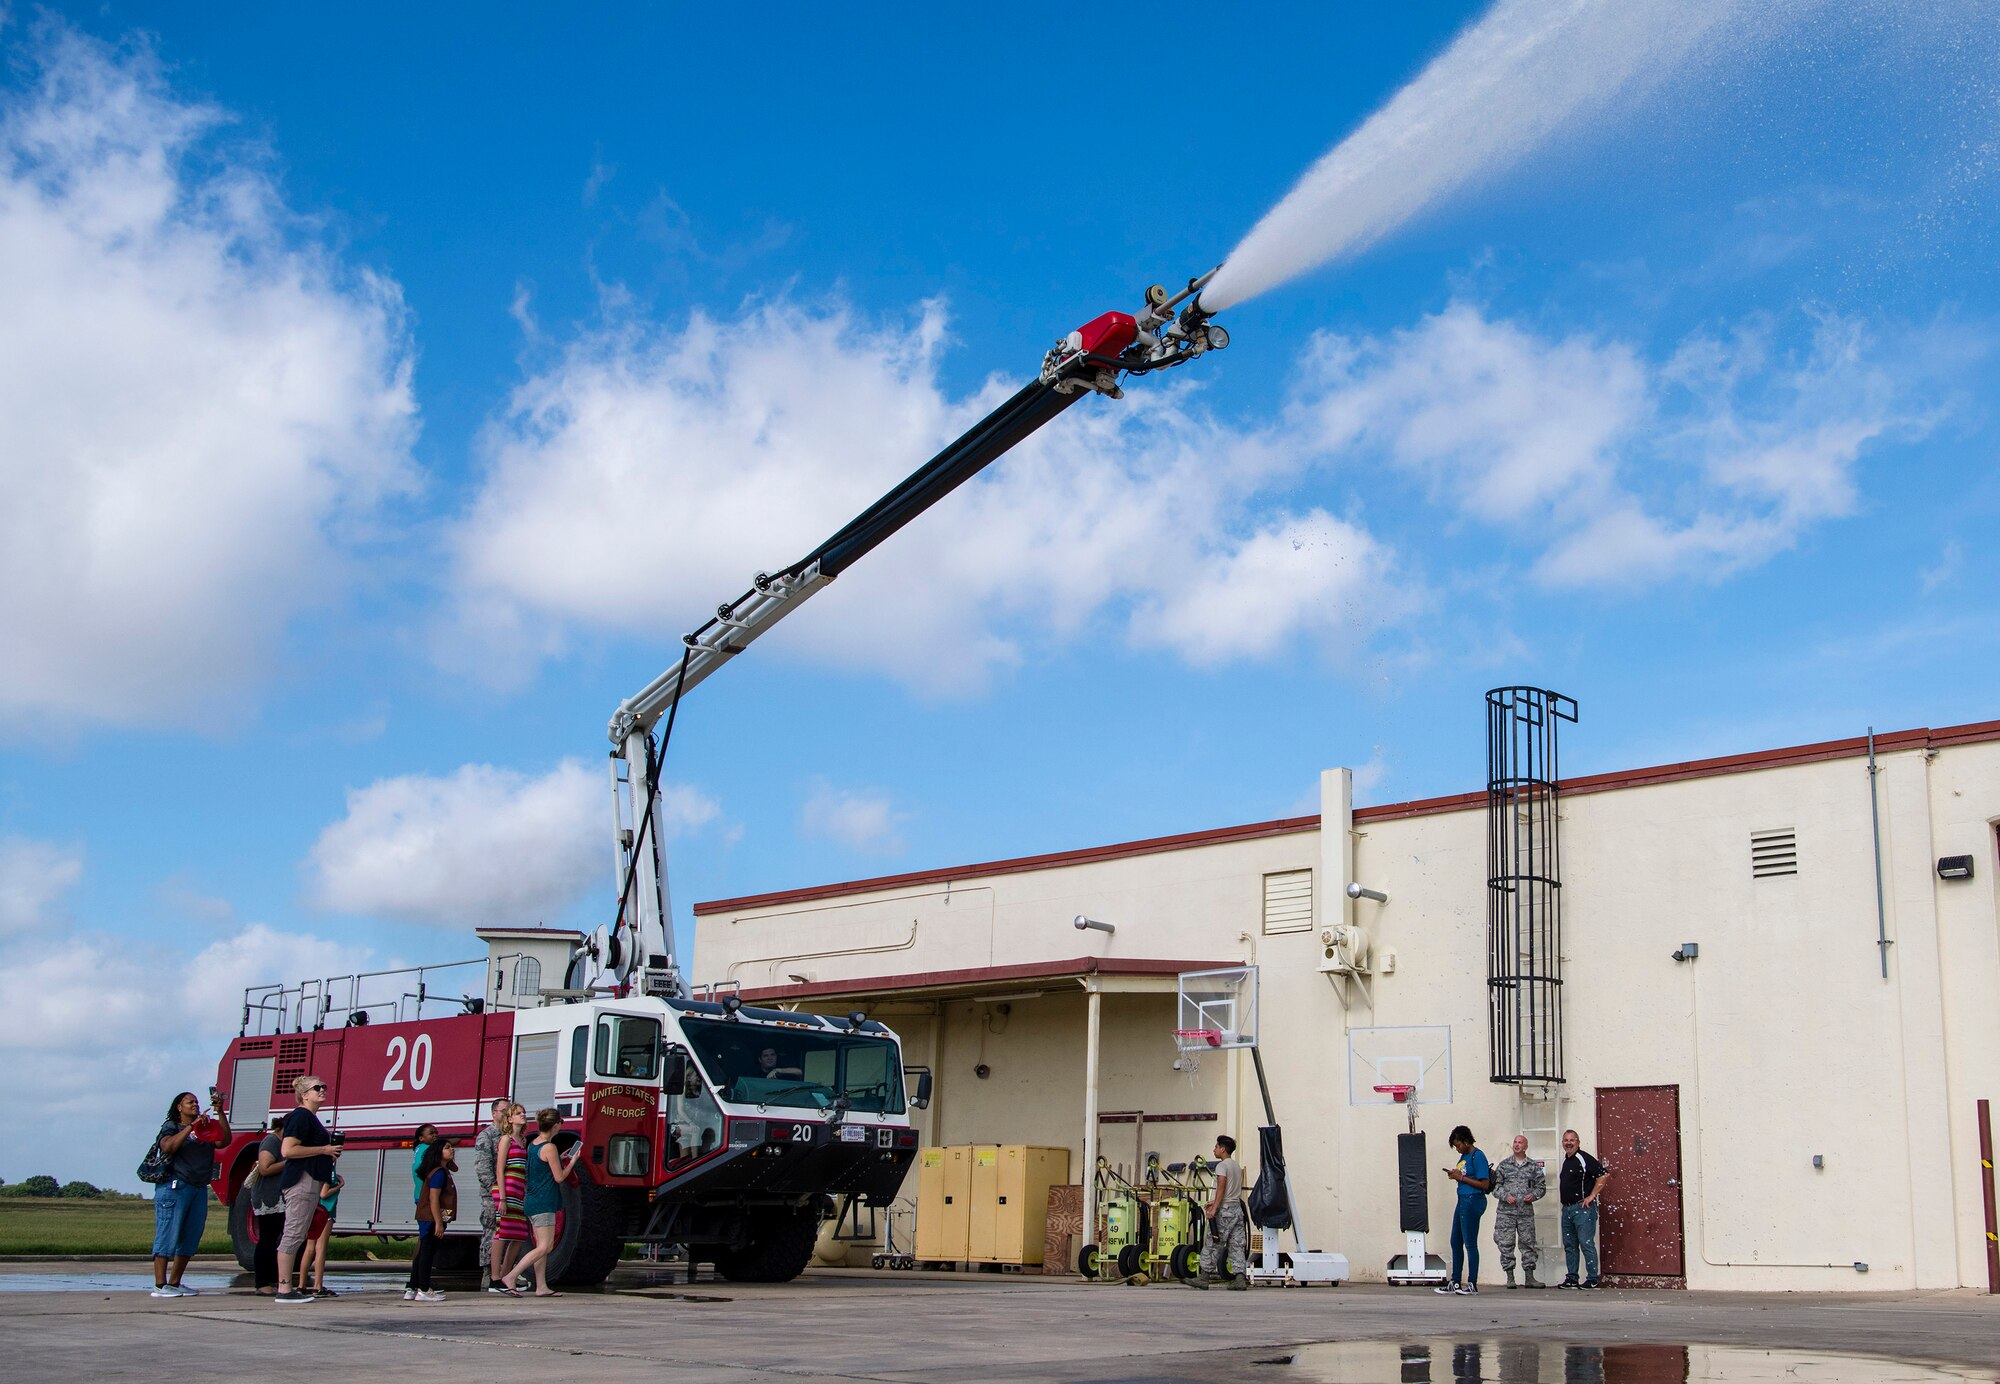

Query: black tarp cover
left=1247, top=1125, right=1292, bottom=1230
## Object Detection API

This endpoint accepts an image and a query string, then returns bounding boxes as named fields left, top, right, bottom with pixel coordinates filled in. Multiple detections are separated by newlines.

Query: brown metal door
left=1596, top=1084, right=1685, bottom=1277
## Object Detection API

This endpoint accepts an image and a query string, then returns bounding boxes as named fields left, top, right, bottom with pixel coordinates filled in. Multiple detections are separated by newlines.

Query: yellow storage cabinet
left=973, top=1144, right=1070, bottom=1266
left=914, top=1145, right=972, bottom=1262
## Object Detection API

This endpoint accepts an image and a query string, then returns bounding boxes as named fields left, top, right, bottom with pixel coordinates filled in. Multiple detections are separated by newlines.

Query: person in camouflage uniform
left=1189, top=1135, right=1250, bottom=1290
left=1491, top=1134, right=1545, bottom=1288
left=472, top=1098, right=510, bottom=1285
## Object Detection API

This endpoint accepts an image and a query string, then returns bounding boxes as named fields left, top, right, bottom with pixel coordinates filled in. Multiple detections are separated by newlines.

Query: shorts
left=151, top=1180, right=210, bottom=1258
left=529, top=1212, right=558, bottom=1229
left=307, top=1205, right=330, bottom=1240
left=279, top=1176, right=323, bottom=1254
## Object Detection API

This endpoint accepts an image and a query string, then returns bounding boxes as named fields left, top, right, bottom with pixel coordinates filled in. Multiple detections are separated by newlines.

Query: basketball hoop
left=1373, top=1082, right=1420, bottom=1133
left=1173, top=1028, right=1223, bottom=1081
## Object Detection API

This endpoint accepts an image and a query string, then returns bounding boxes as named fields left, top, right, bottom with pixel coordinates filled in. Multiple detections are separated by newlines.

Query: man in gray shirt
left=1490, top=1134, right=1546, bottom=1288
left=1190, top=1135, right=1250, bottom=1291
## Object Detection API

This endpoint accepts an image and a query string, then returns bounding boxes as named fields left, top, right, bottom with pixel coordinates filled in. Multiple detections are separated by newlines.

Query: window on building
left=1262, top=869, right=1314, bottom=934
left=514, top=956, right=542, bottom=997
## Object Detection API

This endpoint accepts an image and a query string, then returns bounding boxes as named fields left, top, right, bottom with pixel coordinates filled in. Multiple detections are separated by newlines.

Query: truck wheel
left=431, top=1236, right=480, bottom=1272
left=714, top=1208, right=820, bottom=1283
left=1077, top=1243, right=1101, bottom=1279
left=228, top=1182, right=260, bottom=1273
left=547, top=1176, right=628, bottom=1286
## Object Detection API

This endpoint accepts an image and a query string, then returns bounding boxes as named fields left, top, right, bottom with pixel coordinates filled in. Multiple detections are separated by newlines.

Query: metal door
left=1595, top=1084, right=1685, bottom=1277
left=511, top=1032, right=558, bottom=1115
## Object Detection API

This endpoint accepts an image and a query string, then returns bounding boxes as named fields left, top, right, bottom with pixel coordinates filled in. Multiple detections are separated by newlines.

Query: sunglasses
left=308, top=1084, right=327, bottom=1093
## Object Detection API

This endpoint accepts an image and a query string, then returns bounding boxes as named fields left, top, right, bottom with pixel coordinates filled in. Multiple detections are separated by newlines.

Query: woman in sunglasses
left=274, top=1074, right=342, bottom=1304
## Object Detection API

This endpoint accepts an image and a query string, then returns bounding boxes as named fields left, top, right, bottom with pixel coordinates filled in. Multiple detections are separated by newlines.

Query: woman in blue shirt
left=1438, top=1124, right=1492, bottom=1295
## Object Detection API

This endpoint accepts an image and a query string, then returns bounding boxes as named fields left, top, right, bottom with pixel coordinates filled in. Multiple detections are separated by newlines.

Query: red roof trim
left=694, top=816, right=1318, bottom=914
left=694, top=718, right=2000, bottom=915
left=736, top=956, right=1235, bottom=1005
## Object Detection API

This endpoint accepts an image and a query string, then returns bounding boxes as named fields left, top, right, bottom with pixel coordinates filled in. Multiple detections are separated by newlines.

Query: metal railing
left=239, top=956, right=492, bottom=1036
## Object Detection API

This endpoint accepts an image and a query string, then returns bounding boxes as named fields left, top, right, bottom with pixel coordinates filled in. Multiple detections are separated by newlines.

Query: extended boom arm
left=594, top=269, right=1229, bottom=997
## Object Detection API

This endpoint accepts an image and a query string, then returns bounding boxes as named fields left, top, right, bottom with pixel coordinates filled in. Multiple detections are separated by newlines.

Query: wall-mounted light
left=1346, top=882, right=1388, bottom=904
left=1936, top=854, right=1974, bottom=881
left=1073, top=915, right=1116, bottom=934
left=1671, top=942, right=1700, bottom=963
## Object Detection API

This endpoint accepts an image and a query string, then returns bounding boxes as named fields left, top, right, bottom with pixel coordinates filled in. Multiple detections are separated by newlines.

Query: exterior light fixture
left=1346, top=882, right=1388, bottom=903
left=1073, top=915, right=1115, bottom=934
left=1671, top=942, right=1700, bottom=963
left=1936, top=855, right=1974, bottom=880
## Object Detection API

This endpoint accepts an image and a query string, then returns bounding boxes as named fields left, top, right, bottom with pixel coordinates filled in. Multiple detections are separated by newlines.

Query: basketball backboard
left=1176, top=966, right=1259, bottom=1051
left=1347, top=1024, right=1452, bottom=1105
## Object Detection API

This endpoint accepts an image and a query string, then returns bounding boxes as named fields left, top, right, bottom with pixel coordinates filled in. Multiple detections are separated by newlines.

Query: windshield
left=681, top=1018, right=906, bottom=1114
left=593, top=1013, right=661, bottom=1081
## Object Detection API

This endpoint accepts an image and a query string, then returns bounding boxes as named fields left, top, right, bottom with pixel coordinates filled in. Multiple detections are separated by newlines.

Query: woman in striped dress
left=489, top=1103, right=531, bottom=1293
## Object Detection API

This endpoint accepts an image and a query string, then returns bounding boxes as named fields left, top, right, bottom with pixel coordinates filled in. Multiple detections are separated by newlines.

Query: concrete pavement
left=2, top=1261, right=1996, bottom=1382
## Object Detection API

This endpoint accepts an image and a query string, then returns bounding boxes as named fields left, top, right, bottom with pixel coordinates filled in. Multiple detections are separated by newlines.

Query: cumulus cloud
left=445, top=289, right=1937, bottom=695
left=303, top=758, right=723, bottom=929
left=0, top=839, right=371, bottom=1190
left=801, top=779, right=908, bottom=856
left=0, top=835, right=83, bottom=935
left=444, top=296, right=1393, bottom=694
left=1290, top=303, right=1933, bottom=589
left=0, top=24, right=418, bottom=734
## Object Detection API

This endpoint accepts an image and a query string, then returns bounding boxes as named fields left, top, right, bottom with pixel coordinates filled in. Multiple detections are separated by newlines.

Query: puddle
left=1251, top=1340, right=1993, bottom=1383
left=0, top=1267, right=401, bottom=1295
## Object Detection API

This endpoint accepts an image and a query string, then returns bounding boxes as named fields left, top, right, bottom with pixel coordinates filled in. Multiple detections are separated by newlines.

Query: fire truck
left=205, top=272, right=1231, bottom=1283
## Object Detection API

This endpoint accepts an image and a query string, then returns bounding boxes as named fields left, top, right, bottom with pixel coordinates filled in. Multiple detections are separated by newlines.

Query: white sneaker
left=401, top=1289, right=418, bottom=1301
left=150, top=1286, right=177, bottom=1298
left=416, top=1290, right=446, bottom=1303
left=171, top=1284, right=199, bottom=1296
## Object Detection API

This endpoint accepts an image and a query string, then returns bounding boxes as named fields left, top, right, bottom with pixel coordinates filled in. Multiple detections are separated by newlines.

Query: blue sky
left=2, top=2, right=1996, bottom=1187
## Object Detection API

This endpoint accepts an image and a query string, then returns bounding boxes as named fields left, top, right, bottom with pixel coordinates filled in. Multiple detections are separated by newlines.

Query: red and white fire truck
left=210, top=959, right=925, bottom=1283
left=204, top=271, right=1229, bottom=1282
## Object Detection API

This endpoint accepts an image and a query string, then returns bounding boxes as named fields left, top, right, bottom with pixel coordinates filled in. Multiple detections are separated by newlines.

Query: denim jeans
left=1449, top=1197, right=1485, bottom=1284
left=1561, top=1203, right=1600, bottom=1280
left=151, top=1179, right=210, bottom=1259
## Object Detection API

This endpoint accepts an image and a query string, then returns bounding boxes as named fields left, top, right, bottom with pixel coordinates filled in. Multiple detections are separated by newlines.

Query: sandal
left=534, top=1289, right=562, bottom=1297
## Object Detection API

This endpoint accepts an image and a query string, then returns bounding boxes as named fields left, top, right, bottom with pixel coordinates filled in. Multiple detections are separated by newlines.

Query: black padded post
left=1397, top=1131, right=1429, bottom=1233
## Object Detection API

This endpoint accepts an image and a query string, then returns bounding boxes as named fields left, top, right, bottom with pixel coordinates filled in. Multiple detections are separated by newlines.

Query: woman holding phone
left=501, top=1108, right=581, bottom=1297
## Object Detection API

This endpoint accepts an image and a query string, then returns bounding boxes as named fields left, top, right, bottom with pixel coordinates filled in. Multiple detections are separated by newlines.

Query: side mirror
left=662, top=1049, right=689, bottom=1095
left=908, top=1067, right=933, bottom=1110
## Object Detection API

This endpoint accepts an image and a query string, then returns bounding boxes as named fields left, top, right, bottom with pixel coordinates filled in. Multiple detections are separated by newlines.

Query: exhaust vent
left=1262, top=869, right=1314, bottom=934
left=1751, top=829, right=1798, bottom=878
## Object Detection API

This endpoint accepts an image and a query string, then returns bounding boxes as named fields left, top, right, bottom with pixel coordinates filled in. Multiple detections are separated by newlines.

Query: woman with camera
left=149, top=1090, right=230, bottom=1297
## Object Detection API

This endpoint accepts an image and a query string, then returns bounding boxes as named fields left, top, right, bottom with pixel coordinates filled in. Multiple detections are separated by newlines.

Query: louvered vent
left=1751, top=829, right=1798, bottom=878
left=1262, top=869, right=1314, bottom=934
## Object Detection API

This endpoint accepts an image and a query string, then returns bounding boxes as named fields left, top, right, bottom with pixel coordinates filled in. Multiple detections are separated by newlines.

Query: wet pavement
left=0, top=1261, right=1994, bottom=1382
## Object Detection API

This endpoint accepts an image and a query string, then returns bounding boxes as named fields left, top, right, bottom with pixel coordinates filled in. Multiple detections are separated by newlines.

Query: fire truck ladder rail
left=239, top=956, right=488, bottom=1036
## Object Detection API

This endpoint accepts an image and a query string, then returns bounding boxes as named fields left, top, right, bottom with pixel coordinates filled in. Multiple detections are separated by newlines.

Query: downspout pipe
left=1867, top=728, right=1892, bottom=980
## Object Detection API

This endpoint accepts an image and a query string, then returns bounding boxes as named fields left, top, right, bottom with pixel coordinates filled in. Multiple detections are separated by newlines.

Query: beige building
left=691, top=718, right=2000, bottom=1291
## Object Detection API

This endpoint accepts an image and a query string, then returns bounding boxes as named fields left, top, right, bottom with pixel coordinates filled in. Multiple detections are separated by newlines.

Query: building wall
left=694, top=733, right=2000, bottom=1290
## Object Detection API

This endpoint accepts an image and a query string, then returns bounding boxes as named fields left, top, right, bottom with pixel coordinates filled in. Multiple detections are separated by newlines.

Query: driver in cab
left=756, top=1045, right=802, bottom=1080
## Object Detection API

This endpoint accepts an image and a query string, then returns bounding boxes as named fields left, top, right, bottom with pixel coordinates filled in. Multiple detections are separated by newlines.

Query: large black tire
left=1169, top=1243, right=1197, bottom=1280
left=431, top=1236, right=480, bottom=1272
left=713, top=1208, right=820, bottom=1284
left=546, top=1176, right=628, bottom=1286
left=1077, top=1243, right=1101, bottom=1279
left=1115, top=1243, right=1144, bottom=1278
left=228, top=1181, right=259, bottom=1273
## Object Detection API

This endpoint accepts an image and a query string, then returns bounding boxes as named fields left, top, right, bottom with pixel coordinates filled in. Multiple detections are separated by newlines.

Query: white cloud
left=0, top=835, right=83, bottom=935
left=1289, top=303, right=1934, bottom=590
left=303, top=759, right=727, bottom=929
left=0, top=873, right=371, bottom=1191
left=801, top=779, right=907, bottom=856
left=445, top=297, right=1395, bottom=694
left=0, top=24, right=417, bottom=734
left=304, top=759, right=606, bottom=928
